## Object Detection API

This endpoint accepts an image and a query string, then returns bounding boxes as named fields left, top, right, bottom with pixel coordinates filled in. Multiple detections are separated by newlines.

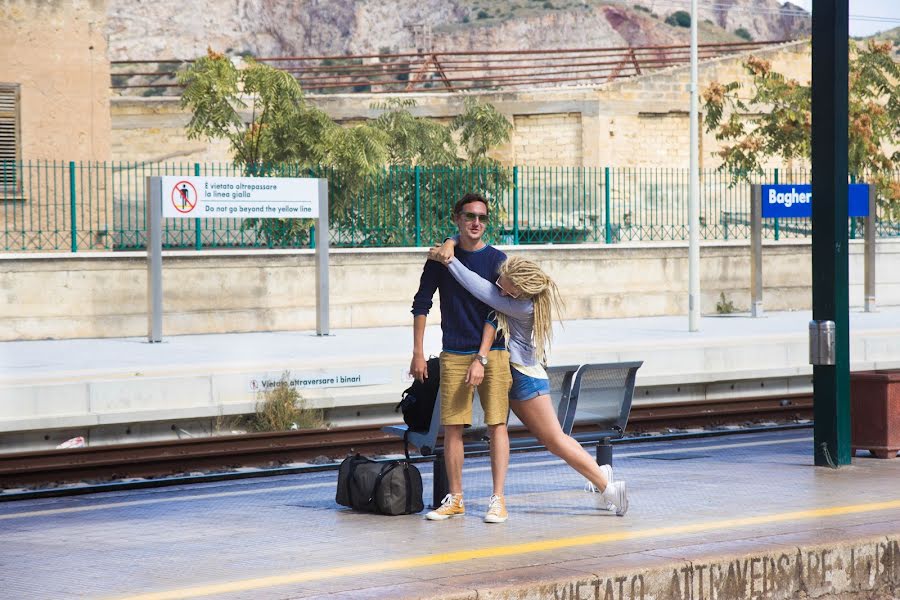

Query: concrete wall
left=0, top=0, right=111, bottom=161
left=3, top=239, right=899, bottom=341
left=110, top=42, right=812, bottom=169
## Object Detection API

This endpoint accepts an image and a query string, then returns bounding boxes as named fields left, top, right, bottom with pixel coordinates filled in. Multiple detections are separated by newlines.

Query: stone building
left=1, top=0, right=112, bottom=250
left=1, top=0, right=111, bottom=162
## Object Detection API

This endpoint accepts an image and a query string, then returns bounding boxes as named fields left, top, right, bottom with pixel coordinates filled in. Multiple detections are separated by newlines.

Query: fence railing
left=111, top=41, right=788, bottom=96
left=1, top=161, right=898, bottom=252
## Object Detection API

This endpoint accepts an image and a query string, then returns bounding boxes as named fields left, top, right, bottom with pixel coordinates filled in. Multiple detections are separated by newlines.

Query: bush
left=665, top=10, right=691, bottom=27
left=716, top=292, right=736, bottom=315
left=543, top=1, right=554, bottom=8
left=633, top=4, right=651, bottom=12
left=477, top=9, right=490, bottom=19
left=250, top=372, right=326, bottom=432
left=735, top=27, right=753, bottom=41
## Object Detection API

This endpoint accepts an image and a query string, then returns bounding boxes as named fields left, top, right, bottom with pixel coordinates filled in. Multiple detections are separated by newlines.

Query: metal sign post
left=315, top=178, right=330, bottom=336
left=146, top=175, right=329, bottom=342
left=147, top=177, right=163, bottom=342
left=865, top=185, right=876, bottom=312
left=750, top=184, right=763, bottom=317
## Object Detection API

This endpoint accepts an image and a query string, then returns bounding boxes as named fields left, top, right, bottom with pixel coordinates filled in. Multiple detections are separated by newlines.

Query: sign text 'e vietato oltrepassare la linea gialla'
left=160, top=176, right=320, bottom=219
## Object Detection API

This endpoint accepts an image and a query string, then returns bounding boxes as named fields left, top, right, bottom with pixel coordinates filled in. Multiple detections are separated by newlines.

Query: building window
left=0, top=83, right=21, bottom=193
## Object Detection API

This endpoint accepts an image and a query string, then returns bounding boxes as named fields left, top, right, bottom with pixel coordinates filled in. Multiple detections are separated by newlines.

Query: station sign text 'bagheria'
left=160, top=176, right=320, bottom=219
left=760, top=183, right=870, bottom=219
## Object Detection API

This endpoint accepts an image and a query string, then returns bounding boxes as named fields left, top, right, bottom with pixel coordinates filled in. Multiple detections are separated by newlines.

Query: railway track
left=0, top=394, right=812, bottom=490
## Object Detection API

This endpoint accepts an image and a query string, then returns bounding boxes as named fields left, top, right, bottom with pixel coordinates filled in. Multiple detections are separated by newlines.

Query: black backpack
left=396, top=356, right=440, bottom=432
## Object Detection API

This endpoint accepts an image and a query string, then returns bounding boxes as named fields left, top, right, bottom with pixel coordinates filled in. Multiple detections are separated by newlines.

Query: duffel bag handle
left=367, top=461, right=400, bottom=506
left=345, top=454, right=370, bottom=508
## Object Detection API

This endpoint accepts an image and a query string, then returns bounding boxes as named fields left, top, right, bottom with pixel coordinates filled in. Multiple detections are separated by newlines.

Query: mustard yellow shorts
left=440, top=350, right=511, bottom=426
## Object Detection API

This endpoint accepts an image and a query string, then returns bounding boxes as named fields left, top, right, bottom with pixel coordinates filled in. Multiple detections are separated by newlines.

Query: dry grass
left=215, top=371, right=326, bottom=434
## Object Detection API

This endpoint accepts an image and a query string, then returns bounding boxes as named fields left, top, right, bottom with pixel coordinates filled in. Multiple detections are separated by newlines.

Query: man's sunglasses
left=461, top=212, right=488, bottom=224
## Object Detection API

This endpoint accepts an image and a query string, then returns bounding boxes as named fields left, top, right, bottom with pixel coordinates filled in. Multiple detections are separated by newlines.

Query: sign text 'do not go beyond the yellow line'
left=160, top=176, right=321, bottom=219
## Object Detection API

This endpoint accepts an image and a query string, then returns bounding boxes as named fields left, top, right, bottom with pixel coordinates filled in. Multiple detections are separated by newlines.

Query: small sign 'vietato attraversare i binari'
left=161, top=176, right=320, bottom=219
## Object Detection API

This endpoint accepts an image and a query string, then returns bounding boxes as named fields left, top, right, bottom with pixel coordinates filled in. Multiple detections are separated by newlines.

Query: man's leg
left=487, top=423, right=509, bottom=496
left=479, top=350, right=512, bottom=523
left=443, top=424, right=464, bottom=494
left=426, top=352, right=473, bottom=520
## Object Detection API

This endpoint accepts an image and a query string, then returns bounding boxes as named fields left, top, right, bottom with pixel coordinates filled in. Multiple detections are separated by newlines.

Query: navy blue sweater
left=411, top=244, right=507, bottom=354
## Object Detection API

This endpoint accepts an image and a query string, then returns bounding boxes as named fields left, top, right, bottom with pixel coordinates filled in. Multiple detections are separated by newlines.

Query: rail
left=110, top=41, right=790, bottom=95
left=0, top=393, right=813, bottom=490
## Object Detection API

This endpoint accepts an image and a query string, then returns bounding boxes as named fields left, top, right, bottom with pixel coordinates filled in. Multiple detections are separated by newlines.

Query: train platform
left=1, top=428, right=899, bottom=599
left=1, top=307, right=900, bottom=448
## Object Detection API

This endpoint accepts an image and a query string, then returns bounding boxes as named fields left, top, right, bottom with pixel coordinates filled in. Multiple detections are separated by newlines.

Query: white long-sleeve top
left=447, top=259, right=539, bottom=368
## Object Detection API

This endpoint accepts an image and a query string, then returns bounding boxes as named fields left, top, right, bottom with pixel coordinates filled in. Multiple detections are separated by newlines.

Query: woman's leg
left=510, top=394, right=609, bottom=492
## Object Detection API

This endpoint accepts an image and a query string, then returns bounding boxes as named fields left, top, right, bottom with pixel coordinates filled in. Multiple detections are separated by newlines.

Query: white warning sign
left=161, top=176, right=321, bottom=219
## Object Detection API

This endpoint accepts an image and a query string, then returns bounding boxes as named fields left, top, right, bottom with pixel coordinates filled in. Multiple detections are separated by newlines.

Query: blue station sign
left=761, top=184, right=870, bottom=218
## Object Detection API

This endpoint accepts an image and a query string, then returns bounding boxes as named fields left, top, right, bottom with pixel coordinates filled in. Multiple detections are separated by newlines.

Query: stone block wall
left=513, top=113, right=583, bottom=166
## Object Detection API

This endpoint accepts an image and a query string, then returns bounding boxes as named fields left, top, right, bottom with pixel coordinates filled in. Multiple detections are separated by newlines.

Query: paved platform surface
left=2, top=308, right=900, bottom=445
left=2, top=429, right=900, bottom=600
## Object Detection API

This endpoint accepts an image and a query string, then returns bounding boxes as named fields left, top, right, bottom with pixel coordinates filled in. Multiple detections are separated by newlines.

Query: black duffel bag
left=336, top=454, right=424, bottom=515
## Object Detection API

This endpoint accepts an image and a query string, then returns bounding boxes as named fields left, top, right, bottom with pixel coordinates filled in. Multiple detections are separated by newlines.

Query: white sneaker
left=601, top=481, right=629, bottom=517
left=585, top=464, right=615, bottom=511
left=483, top=494, right=508, bottom=523
left=425, top=493, right=465, bottom=521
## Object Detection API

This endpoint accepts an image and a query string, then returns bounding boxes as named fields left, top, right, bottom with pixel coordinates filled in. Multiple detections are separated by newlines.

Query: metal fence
left=1, top=161, right=898, bottom=252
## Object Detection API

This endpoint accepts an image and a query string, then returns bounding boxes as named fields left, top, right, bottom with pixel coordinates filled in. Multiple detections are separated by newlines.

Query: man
left=410, top=193, right=512, bottom=523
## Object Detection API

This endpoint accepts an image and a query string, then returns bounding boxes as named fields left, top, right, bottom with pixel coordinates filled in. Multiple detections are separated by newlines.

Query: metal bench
left=382, top=361, right=642, bottom=506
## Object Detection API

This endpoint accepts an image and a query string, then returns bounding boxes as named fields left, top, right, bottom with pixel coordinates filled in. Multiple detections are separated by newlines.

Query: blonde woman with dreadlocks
left=428, top=241, right=628, bottom=516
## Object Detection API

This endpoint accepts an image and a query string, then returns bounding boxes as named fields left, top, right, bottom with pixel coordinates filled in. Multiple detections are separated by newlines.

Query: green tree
left=178, top=50, right=513, bottom=246
left=734, top=27, right=753, bottom=41
left=702, top=41, right=900, bottom=217
left=665, top=10, right=691, bottom=28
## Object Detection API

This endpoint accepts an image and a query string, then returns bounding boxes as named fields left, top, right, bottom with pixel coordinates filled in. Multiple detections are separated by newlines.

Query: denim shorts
left=509, top=367, right=551, bottom=401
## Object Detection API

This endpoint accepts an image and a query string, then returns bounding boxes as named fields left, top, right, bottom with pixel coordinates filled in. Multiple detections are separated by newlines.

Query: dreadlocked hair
left=494, top=256, right=564, bottom=365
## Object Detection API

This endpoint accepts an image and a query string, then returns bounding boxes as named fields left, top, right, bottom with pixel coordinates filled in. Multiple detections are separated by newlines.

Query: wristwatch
left=474, top=354, right=488, bottom=366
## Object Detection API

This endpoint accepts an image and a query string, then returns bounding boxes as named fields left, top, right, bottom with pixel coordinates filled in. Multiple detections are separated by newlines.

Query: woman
left=428, top=242, right=628, bottom=516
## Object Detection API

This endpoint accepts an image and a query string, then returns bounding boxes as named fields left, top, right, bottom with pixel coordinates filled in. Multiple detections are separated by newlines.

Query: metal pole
left=604, top=166, right=612, bottom=244
left=811, top=0, right=851, bottom=467
left=512, top=166, right=520, bottom=245
left=864, top=184, right=876, bottom=312
left=146, top=176, right=163, bottom=343
left=773, top=168, right=780, bottom=241
left=414, top=166, right=421, bottom=247
left=688, top=0, right=701, bottom=331
left=194, top=163, right=202, bottom=250
left=315, top=178, right=330, bottom=336
left=750, top=185, right=763, bottom=317
left=69, top=161, right=77, bottom=253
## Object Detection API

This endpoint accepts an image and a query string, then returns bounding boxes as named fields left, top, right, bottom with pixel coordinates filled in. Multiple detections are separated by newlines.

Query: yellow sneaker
left=425, top=493, right=465, bottom=520
left=483, top=494, right=508, bottom=523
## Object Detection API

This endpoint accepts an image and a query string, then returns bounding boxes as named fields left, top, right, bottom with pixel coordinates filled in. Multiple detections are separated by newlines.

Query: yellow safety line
left=112, top=498, right=900, bottom=600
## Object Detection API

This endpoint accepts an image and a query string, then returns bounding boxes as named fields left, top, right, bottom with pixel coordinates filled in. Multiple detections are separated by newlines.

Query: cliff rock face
left=106, top=0, right=809, bottom=61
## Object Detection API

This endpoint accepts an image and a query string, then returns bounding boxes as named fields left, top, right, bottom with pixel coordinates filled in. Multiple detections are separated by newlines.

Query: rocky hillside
left=106, top=0, right=810, bottom=61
